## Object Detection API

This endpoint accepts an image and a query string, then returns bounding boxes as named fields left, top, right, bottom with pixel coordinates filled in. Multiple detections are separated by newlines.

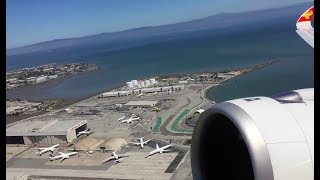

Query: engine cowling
left=191, top=88, right=314, bottom=180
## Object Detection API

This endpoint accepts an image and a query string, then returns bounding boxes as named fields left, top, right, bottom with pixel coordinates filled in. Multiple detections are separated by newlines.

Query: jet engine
left=191, top=88, right=314, bottom=180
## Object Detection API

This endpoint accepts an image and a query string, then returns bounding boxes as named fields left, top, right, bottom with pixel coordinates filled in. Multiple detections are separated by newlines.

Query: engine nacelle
left=191, top=88, right=314, bottom=180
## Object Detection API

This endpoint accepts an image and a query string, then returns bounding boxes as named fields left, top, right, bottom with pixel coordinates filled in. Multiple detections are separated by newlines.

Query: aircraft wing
left=296, top=6, right=314, bottom=48
left=162, top=150, right=171, bottom=152
left=117, top=116, right=126, bottom=121
left=60, top=157, right=67, bottom=162
left=118, top=154, right=129, bottom=158
left=128, top=142, right=140, bottom=145
left=144, top=138, right=153, bottom=144
left=100, top=157, right=114, bottom=165
left=58, top=152, right=66, bottom=156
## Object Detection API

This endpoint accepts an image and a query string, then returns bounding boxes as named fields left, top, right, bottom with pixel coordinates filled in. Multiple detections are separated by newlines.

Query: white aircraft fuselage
left=117, top=116, right=126, bottom=121
left=37, top=144, right=59, bottom=156
left=147, top=144, right=172, bottom=157
left=77, top=129, right=92, bottom=137
left=49, top=152, right=78, bottom=162
left=100, top=152, right=128, bottom=164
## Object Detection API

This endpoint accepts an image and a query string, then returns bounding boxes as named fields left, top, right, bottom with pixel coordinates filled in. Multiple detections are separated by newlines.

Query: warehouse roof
left=124, top=100, right=158, bottom=107
left=6, top=119, right=87, bottom=136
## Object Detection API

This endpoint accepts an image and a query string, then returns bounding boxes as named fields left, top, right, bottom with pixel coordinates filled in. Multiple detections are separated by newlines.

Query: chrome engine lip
left=271, top=90, right=305, bottom=104
left=191, top=102, right=274, bottom=180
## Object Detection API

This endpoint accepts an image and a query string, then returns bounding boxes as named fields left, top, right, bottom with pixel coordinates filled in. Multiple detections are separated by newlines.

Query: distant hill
left=6, top=1, right=313, bottom=56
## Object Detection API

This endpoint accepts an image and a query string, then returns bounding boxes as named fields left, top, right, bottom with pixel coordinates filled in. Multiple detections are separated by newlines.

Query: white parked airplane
left=296, top=5, right=314, bottom=48
left=76, top=128, right=92, bottom=137
left=49, top=151, right=78, bottom=162
left=121, top=115, right=140, bottom=123
left=99, top=151, right=129, bottom=165
left=145, top=143, right=172, bottom=158
left=129, top=137, right=153, bottom=149
left=36, top=144, right=59, bottom=156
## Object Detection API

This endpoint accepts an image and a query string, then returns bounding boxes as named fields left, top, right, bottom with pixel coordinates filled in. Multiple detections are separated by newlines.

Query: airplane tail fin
left=156, top=144, right=159, bottom=149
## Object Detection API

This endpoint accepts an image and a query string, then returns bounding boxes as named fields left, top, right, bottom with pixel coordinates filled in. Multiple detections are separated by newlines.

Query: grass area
left=170, top=109, right=193, bottom=133
left=153, top=116, right=162, bottom=132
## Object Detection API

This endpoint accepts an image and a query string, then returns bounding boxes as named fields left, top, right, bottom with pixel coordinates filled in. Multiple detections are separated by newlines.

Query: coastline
left=203, top=59, right=280, bottom=102
left=6, top=60, right=280, bottom=124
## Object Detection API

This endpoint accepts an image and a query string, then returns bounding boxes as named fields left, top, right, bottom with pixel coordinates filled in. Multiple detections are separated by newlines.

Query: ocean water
left=6, top=26, right=314, bottom=101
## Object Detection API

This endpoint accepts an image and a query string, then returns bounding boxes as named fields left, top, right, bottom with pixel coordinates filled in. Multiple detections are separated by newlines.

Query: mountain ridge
left=6, top=1, right=313, bottom=56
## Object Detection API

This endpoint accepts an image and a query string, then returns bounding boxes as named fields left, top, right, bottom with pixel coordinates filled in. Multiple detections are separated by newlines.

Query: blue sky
left=6, top=0, right=309, bottom=48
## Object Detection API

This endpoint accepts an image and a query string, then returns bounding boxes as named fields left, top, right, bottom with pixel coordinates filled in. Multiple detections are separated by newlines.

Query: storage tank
left=132, top=80, right=138, bottom=86
left=126, top=81, right=133, bottom=88
left=150, top=78, right=156, bottom=84
left=140, top=81, right=145, bottom=87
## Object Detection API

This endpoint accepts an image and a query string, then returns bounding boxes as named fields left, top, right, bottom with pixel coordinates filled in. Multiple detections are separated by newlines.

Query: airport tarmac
left=7, top=84, right=201, bottom=179
left=7, top=138, right=188, bottom=180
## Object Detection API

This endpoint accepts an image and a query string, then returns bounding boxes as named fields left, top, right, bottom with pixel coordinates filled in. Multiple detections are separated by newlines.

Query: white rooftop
left=6, top=120, right=87, bottom=136
left=124, top=100, right=158, bottom=107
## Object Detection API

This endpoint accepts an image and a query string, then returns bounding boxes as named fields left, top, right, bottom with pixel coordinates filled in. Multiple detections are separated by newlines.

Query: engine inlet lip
left=191, top=102, right=274, bottom=180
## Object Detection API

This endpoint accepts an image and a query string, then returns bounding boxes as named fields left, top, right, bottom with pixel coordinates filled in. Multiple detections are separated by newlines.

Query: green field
left=153, top=116, right=162, bottom=132
left=170, top=109, right=193, bottom=133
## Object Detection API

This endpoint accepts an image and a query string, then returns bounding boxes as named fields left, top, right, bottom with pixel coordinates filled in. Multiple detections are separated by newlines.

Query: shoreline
left=6, top=67, right=103, bottom=101
left=6, top=60, right=280, bottom=124
left=203, top=59, right=280, bottom=102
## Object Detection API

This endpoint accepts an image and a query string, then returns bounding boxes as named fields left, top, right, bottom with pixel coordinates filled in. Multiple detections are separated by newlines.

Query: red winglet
left=298, top=6, right=314, bottom=22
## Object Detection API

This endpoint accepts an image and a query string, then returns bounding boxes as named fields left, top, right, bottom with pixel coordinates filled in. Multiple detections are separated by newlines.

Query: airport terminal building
left=6, top=119, right=87, bottom=145
left=124, top=100, right=158, bottom=108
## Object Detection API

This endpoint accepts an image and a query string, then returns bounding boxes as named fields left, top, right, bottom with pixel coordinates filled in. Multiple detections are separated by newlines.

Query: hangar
left=6, top=119, right=87, bottom=145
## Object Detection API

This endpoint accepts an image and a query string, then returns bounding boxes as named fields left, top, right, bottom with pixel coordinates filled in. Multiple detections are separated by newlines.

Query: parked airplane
left=99, top=151, right=129, bottom=165
left=36, top=144, right=59, bottom=156
left=49, top=152, right=78, bottom=162
left=145, top=143, right=172, bottom=158
left=76, top=128, right=92, bottom=137
left=168, top=90, right=172, bottom=95
left=129, top=137, right=153, bottom=149
left=121, top=115, right=140, bottom=123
